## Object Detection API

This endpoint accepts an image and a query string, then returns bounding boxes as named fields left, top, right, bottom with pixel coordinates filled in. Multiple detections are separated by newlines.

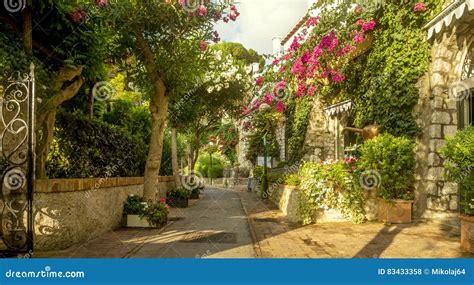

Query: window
left=458, top=44, right=473, bottom=128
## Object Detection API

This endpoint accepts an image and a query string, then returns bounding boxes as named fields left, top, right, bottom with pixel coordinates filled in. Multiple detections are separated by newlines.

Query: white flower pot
left=125, top=214, right=154, bottom=228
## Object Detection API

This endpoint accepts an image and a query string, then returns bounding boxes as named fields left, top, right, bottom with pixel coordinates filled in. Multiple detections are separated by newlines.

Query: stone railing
left=33, top=176, right=175, bottom=251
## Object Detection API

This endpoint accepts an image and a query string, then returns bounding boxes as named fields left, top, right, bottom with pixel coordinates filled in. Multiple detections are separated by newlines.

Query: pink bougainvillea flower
left=197, top=4, right=208, bottom=16
left=275, top=79, right=286, bottom=90
left=331, top=71, right=345, bottom=83
left=356, top=19, right=365, bottom=28
left=289, top=37, right=300, bottom=52
left=272, top=58, right=280, bottom=66
left=282, top=53, right=292, bottom=60
left=276, top=101, right=286, bottom=113
left=70, top=8, right=86, bottom=23
left=255, top=76, right=264, bottom=86
left=94, top=0, right=108, bottom=7
left=291, top=58, right=305, bottom=78
left=264, top=94, right=274, bottom=105
left=199, top=41, right=208, bottom=51
left=361, top=19, right=376, bottom=32
left=307, top=85, right=317, bottom=96
left=295, top=83, right=307, bottom=97
left=414, top=2, right=427, bottom=12
left=230, top=5, right=238, bottom=11
left=319, top=31, right=338, bottom=51
left=306, top=16, right=320, bottom=27
left=159, top=197, right=167, bottom=204
left=336, top=44, right=355, bottom=57
left=353, top=33, right=365, bottom=43
left=223, top=16, right=229, bottom=23
left=278, top=66, right=286, bottom=73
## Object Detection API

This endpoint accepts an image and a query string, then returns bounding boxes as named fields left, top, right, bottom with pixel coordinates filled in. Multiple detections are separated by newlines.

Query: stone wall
left=303, top=99, right=336, bottom=162
left=413, top=22, right=473, bottom=223
left=268, top=184, right=349, bottom=224
left=34, top=176, right=175, bottom=251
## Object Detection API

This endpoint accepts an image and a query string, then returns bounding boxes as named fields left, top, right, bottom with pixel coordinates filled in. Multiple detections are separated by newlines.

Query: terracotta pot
left=377, top=199, right=413, bottom=224
left=460, top=215, right=474, bottom=253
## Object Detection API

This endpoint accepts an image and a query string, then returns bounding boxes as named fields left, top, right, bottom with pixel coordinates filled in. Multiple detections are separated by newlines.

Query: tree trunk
left=171, top=127, right=181, bottom=187
left=143, top=79, right=168, bottom=201
left=35, top=67, right=84, bottom=178
left=22, top=8, right=32, bottom=52
left=35, top=111, right=56, bottom=178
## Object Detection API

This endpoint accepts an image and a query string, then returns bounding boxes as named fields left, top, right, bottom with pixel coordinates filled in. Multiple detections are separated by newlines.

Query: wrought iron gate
left=0, top=63, right=35, bottom=257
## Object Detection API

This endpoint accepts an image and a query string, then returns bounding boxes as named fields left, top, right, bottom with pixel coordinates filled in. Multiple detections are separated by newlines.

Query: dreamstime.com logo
left=448, top=80, right=472, bottom=102
left=359, top=170, right=382, bottom=191
left=181, top=170, right=204, bottom=191
left=3, top=0, right=26, bottom=13
left=5, top=266, right=85, bottom=279
left=92, top=81, right=115, bottom=102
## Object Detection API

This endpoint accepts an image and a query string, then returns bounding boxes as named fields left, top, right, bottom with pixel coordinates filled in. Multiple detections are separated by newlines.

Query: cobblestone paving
left=37, top=186, right=473, bottom=259
left=239, top=190, right=474, bottom=258
left=37, top=188, right=255, bottom=258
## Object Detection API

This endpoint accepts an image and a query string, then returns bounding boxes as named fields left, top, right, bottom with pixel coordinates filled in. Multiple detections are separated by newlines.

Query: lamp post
left=208, top=141, right=214, bottom=185
left=259, top=103, right=271, bottom=199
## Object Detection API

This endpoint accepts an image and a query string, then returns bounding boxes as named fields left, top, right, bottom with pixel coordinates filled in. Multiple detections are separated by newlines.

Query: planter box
left=125, top=215, right=165, bottom=228
left=168, top=197, right=189, bottom=208
left=377, top=199, right=413, bottom=224
left=460, top=215, right=474, bottom=253
left=190, top=191, right=200, bottom=199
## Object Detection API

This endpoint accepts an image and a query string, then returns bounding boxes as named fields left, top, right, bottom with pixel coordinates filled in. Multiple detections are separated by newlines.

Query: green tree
left=0, top=1, right=110, bottom=177
left=105, top=1, right=236, bottom=200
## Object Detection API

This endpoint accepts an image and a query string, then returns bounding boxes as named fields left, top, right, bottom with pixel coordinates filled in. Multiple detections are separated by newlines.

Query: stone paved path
left=37, top=188, right=255, bottom=258
left=37, top=186, right=473, bottom=258
left=239, top=190, right=474, bottom=258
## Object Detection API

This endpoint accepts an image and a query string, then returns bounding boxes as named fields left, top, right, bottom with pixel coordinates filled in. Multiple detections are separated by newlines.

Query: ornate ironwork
left=461, top=43, right=473, bottom=81
left=0, top=64, right=35, bottom=257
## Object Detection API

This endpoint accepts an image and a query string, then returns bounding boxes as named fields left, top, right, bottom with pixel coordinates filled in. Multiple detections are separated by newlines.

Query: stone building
left=271, top=0, right=473, bottom=224
left=413, top=0, right=473, bottom=222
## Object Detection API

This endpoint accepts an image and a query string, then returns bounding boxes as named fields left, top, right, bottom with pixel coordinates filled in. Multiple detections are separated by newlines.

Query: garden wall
left=33, top=176, right=175, bottom=251
left=268, top=184, right=348, bottom=224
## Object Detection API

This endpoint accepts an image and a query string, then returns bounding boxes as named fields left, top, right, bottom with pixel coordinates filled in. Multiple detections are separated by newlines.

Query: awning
left=324, top=100, right=352, bottom=117
left=424, top=0, right=474, bottom=40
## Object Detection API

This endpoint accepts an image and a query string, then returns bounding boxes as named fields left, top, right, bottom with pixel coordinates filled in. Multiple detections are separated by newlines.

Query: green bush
left=195, top=154, right=224, bottom=178
left=284, top=174, right=301, bottom=186
left=298, top=161, right=366, bottom=225
left=47, top=111, right=148, bottom=178
left=441, top=126, right=474, bottom=215
left=167, top=187, right=191, bottom=199
left=357, top=134, right=416, bottom=201
left=123, top=195, right=168, bottom=226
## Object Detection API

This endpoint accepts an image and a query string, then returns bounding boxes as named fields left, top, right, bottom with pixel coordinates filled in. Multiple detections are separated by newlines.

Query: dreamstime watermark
left=3, top=167, right=26, bottom=192
left=195, top=249, right=212, bottom=258
left=92, top=81, right=115, bottom=102
left=257, top=81, right=290, bottom=103
left=5, top=266, right=85, bottom=279
left=181, top=170, right=204, bottom=191
left=359, top=170, right=382, bottom=191
left=84, top=161, right=121, bottom=199
left=3, top=0, right=26, bottom=13
left=261, top=161, right=302, bottom=199
left=448, top=80, right=472, bottom=102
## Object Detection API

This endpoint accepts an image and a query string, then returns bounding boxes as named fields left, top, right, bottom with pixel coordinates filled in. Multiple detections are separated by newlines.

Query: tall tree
left=0, top=1, right=109, bottom=177
left=105, top=0, right=238, bottom=200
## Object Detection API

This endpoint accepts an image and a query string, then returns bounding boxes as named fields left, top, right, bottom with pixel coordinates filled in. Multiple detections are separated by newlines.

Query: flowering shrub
left=297, top=160, right=366, bottom=225
left=211, top=124, right=239, bottom=165
left=123, top=195, right=169, bottom=226
left=414, top=2, right=428, bottom=12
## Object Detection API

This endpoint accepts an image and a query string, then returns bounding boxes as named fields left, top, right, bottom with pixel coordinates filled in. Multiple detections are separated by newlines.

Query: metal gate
left=0, top=63, right=35, bottom=257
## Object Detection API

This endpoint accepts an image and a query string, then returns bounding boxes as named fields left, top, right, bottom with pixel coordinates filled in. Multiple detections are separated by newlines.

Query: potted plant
left=357, top=134, right=416, bottom=223
left=190, top=183, right=204, bottom=199
left=123, top=195, right=168, bottom=228
left=167, top=187, right=191, bottom=208
left=441, top=126, right=474, bottom=253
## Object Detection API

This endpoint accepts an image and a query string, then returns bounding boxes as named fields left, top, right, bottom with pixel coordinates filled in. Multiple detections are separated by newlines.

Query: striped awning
left=424, top=0, right=474, bottom=40
left=324, top=100, right=352, bottom=117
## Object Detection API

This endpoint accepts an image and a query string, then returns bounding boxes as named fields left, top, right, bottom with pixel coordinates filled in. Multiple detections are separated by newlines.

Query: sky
left=214, top=0, right=309, bottom=55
